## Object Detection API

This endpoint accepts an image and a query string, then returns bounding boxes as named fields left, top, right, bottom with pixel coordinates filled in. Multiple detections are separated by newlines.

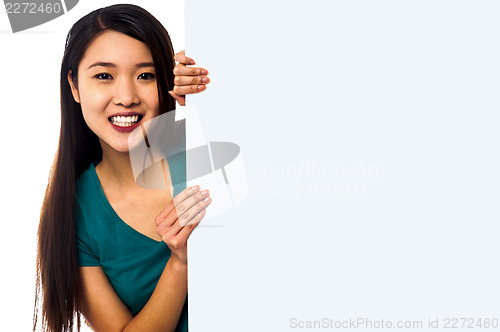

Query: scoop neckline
left=89, top=161, right=165, bottom=245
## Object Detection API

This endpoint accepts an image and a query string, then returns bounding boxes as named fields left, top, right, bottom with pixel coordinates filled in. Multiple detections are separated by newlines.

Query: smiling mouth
left=108, top=115, right=143, bottom=127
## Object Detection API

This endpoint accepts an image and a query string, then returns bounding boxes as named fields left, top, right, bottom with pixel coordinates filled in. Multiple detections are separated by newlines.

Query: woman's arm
left=79, top=186, right=211, bottom=332
left=79, top=257, right=187, bottom=332
left=127, top=256, right=187, bottom=331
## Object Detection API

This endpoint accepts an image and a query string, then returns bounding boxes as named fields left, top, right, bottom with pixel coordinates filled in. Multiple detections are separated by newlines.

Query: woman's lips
left=109, top=120, right=142, bottom=132
left=108, top=114, right=143, bottom=133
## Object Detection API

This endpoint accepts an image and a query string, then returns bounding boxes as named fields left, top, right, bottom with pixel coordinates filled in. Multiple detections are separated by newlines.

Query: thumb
left=169, top=90, right=186, bottom=106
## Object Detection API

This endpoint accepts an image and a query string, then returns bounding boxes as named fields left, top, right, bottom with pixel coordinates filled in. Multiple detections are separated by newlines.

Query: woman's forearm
left=122, top=256, right=187, bottom=332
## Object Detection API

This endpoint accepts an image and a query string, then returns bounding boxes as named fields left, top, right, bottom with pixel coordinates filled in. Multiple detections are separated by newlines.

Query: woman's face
left=68, top=30, right=160, bottom=153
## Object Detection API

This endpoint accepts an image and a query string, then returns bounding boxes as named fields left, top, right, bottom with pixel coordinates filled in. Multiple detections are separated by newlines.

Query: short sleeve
left=75, top=203, right=100, bottom=266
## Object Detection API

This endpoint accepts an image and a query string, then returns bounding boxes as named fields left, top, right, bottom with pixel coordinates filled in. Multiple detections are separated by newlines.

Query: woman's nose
left=112, top=78, right=140, bottom=107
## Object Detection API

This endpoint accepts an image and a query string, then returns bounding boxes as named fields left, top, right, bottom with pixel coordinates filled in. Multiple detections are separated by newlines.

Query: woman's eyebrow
left=136, top=62, right=155, bottom=68
left=87, top=62, right=115, bottom=70
left=87, top=61, right=155, bottom=70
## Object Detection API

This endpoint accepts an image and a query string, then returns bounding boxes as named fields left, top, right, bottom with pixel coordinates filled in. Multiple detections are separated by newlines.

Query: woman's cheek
left=80, top=88, right=109, bottom=115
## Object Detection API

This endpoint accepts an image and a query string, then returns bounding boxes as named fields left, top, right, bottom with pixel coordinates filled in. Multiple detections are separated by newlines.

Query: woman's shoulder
left=74, top=161, right=112, bottom=232
left=75, top=161, right=101, bottom=204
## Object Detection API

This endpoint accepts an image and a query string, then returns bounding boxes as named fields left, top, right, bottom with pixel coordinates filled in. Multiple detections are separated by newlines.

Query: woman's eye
left=138, top=72, right=155, bottom=80
left=94, top=73, right=112, bottom=80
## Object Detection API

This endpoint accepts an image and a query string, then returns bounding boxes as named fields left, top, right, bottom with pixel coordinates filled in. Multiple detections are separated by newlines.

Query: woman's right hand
left=155, top=185, right=211, bottom=265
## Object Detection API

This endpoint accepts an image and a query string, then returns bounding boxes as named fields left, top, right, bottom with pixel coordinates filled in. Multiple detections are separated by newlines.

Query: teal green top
left=75, top=162, right=188, bottom=331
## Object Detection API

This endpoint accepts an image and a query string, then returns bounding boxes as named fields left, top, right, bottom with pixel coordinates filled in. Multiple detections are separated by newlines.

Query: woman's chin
left=99, top=139, right=131, bottom=155
left=112, top=142, right=132, bottom=154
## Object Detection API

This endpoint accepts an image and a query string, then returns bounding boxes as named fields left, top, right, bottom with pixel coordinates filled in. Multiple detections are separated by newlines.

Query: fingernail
left=191, top=185, right=200, bottom=192
left=201, top=77, right=209, bottom=83
left=203, top=196, right=211, bottom=203
left=201, top=69, right=208, bottom=75
left=198, top=85, right=206, bottom=91
left=190, top=60, right=195, bottom=65
left=201, top=189, right=209, bottom=196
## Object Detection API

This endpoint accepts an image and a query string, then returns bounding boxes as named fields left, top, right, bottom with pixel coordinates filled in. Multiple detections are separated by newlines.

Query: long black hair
left=34, top=4, right=176, bottom=331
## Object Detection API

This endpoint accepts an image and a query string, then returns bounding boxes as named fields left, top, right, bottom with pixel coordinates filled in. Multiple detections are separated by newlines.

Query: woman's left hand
left=169, top=50, right=210, bottom=106
left=155, top=185, right=211, bottom=265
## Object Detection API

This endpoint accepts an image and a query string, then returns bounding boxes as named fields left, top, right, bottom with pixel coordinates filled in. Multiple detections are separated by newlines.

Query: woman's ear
left=67, top=70, right=80, bottom=104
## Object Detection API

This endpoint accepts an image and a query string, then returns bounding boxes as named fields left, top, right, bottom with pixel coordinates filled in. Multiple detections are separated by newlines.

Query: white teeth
left=110, top=115, right=140, bottom=127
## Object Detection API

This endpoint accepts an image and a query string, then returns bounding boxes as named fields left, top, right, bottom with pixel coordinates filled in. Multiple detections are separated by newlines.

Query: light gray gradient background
left=1, top=1, right=499, bottom=331
left=186, top=1, right=500, bottom=331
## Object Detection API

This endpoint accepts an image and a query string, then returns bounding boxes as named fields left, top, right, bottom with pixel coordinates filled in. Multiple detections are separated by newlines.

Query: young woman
left=34, top=4, right=211, bottom=331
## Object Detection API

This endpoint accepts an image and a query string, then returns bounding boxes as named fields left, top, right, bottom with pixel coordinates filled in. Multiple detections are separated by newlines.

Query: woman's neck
left=95, top=139, right=175, bottom=200
left=96, top=140, right=138, bottom=189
